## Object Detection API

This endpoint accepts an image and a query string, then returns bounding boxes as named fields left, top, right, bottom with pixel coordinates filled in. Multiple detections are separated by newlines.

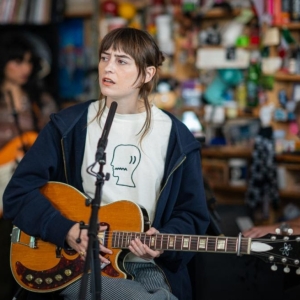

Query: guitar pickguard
left=15, top=254, right=84, bottom=291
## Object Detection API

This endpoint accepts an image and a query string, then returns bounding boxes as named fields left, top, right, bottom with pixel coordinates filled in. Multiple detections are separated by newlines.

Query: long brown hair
left=97, top=27, right=165, bottom=141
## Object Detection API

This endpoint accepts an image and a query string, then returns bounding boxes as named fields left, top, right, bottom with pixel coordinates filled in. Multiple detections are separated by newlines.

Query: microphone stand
left=79, top=101, right=118, bottom=300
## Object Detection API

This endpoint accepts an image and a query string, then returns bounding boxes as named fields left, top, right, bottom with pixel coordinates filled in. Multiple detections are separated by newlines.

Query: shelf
left=276, top=153, right=300, bottom=163
left=203, top=8, right=241, bottom=19
left=201, top=146, right=252, bottom=159
left=209, top=183, right=247, bottom=193
left=178, top=106, right=203, bottom=116
left=279, top=190, right=300, bottom=199
left=64, top=12, right=93, bottom=18
left=208, top=183, right=300, bottom=199
left=202, top=146, right=300, bottom=163
left=273, top=71, right=300, bottom=82
left=278, top=22, right=300, bottom=30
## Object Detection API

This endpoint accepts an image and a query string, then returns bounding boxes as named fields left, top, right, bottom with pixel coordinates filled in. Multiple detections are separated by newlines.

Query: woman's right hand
left=65, top=223, right=112, bottom=264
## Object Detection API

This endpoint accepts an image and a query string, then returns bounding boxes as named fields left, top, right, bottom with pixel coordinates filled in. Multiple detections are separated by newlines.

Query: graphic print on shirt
left=110, top=144, right=141, bottom=187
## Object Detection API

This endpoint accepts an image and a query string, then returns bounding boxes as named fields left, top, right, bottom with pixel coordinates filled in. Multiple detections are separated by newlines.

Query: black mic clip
left=94, top=101, right=118, bottom=164
left=95, top=138, right=107, bottom=163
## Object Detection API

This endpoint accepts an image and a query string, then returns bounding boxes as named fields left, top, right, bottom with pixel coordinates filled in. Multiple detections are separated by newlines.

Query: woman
left=3, top=28, right=209, bottom=300
left=0, top=32, right=57, bottom=299
left=0, top=32, right=57, bottom=148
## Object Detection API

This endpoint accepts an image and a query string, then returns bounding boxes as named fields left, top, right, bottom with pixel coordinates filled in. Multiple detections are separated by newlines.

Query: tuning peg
left=275, top=227, right=293, bottom=235
left=284, top=266, right=290, bottom=273
left=277, top=223, right=293, bottom=235
left=271, top=264, right=278, bottom=271
left=296, top=268, right=300, bottom=275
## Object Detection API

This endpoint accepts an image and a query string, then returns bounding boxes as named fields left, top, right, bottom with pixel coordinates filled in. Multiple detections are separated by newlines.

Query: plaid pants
left=59, top=262, right=178, bottom=300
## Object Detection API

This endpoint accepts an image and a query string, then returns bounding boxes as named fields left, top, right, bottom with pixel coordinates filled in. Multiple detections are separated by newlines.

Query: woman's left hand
left=128, top=227, right=164, bottom=261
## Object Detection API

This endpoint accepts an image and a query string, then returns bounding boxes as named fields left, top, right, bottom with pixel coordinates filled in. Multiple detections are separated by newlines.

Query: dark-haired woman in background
left=0, top=32, right=57, bottom=299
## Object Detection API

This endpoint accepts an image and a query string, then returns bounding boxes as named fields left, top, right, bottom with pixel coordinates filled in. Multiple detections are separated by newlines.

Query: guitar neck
left=112, top=232, right=251, bottom=255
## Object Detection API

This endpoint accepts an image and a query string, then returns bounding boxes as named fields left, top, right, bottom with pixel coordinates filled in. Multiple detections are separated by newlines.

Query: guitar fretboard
left=112, top=232, right=250, bottom=254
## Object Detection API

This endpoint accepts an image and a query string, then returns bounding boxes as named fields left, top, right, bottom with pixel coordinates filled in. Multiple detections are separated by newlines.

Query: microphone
left=95, top=101, right=118, bottom=162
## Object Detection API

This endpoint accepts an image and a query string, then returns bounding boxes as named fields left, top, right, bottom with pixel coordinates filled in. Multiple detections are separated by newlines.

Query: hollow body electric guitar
left=10, top=182, right=300, bottom=293
left=0, top=131, right=38, bottom=217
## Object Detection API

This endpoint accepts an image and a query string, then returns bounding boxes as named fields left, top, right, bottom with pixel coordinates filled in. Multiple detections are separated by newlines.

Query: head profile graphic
left=110, top=144, right=141, bottom=187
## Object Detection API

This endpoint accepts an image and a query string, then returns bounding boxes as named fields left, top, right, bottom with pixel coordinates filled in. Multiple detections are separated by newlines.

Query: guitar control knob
left=55, top=274, right=63, bottom=281
left=45, top=278, right=53, bottom=284
left=284, top=266, right=290, bottom=273
left=296, top=268, right=300, bottom=275
left=25, top=274, right=34, bottom=282
left=65, top=269, right=72, bottom=276
left=271, top=264, right=278, bottom=271
left=35, top=278, right=43, bottom=285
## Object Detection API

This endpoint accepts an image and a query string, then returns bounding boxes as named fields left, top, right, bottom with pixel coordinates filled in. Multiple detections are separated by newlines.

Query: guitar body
left=10, top=182, right=149, bottom=293
left=0, top=131, right=38, bottom=217
left=0, top=131, right=38, bottom=165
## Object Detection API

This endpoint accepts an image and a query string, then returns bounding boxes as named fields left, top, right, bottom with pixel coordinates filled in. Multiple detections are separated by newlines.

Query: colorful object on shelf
left=278, top=89, right=288, bottom=108
left=181, top=79, right=202, bottom=107
left=150, top=80, right=177, bottom=110
left=290, top=0, right=300, bottom=21
left=259, top=104, right=275, bottom=127
left=182, top=111, right=202, bottom=134
left=274, top=107, right=288, bottom=121
left=228, top=158, right=247, bottom=186
left=182, top=0, right=196, bottom=12
left=235, top=35, right=249, bottom=47
left=58, top=18, right=85, bottom=100
left=281, top=28, right=296, bottom=46
left=118, top=2, right=136, bottom=20
left=101, top=0, right=118, bottom=16
left=246, top=53, right=261, bottom=107
left=204, top=69, right=243, bottom=105
left=235, top=81, right=247, bottom=108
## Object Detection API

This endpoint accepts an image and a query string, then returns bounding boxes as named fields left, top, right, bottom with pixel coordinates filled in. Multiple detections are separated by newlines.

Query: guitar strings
left=97, top=233, right=249, bottom=252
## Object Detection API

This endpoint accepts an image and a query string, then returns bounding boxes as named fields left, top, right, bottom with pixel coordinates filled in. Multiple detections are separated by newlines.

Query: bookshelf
left=0, top=0, right=65, bottom=24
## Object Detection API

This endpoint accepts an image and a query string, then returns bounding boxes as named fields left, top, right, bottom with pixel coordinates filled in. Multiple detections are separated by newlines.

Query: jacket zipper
left=154, top=156, right=187, bottom=293
left=158, top=156, right=186, bottom=200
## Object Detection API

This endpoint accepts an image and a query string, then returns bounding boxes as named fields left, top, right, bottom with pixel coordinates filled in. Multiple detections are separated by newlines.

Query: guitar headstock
left=250, top=233, right=300, bottom=274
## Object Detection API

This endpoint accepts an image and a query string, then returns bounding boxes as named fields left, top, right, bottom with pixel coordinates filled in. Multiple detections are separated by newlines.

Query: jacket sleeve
left=155, top=149, right=210, bottom=271
left=3, top=122, right=76, bottom=248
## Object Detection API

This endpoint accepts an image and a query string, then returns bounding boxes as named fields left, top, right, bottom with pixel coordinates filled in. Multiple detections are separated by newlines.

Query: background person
left=0, top=31, right=57, bottom=299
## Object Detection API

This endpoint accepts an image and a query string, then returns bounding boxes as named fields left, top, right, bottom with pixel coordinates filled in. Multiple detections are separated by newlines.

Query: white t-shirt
left=82, top=101, right=172, bottom=225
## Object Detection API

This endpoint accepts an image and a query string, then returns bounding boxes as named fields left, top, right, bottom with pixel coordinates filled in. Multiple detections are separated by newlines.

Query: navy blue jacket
left=4, top=100, right=210, bottom=299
